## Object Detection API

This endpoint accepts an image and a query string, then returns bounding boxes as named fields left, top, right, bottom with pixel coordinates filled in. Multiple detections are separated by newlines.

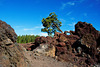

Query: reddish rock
left=70, top=30, right=76, bottom=35
left=46, top=36, right=58, bottom=46
left=81, top=34, right=97, bottom=48
left=65, top=35, right=80, bottom=45
left=18, top=21, right=100, bottom=66
left=58, top=42, right=66, bottom=47
left=19, top=43, right=36, bottom=51
left=54, top=32, right=60, bottom=39
left=27, top=48, right=31, bottom=51
left=75, top=21, right=99, bottom=39
left=81, top=34, right=98, bottom=62
left=58, top=34, right=67, bottom=42
left=56, top=47, right=67, bottom=55
left=64, top=30, right=76, bottom=35
left=35, top=36, right=47, bottom=45
left=35, top=36, right=58, bottom=46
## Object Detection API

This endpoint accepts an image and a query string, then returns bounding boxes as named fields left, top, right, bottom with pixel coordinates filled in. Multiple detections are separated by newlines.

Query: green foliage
left=41, top=12, right=62, bottom=35
left=17, top=35, right=40, bottom=43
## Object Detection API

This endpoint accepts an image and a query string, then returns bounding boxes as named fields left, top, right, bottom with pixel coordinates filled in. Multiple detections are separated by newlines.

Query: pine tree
left=41, top=12, right=63, bottom=36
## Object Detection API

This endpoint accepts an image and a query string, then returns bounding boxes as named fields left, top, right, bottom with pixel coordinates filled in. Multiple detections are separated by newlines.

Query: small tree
left=41, top=12, right=63, bottom=36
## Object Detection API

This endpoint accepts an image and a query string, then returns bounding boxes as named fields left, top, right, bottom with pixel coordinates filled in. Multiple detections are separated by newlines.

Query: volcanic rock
left=0, top=20, right=32, bottom=67
left=75, top=21, right=99, bottom=39
left=58, top=42, right=66, bottom=47
left=34, top=36, right=58, bottom=47
left=33, top=43, right=56, bottom=57
left=20, top=21, right=100, bottom=67
left=0, top=20, right=17, bottom=43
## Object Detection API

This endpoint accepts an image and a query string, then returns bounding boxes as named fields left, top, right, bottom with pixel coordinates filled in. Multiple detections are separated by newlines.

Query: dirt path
left=24, top=51, right=75, bottom=67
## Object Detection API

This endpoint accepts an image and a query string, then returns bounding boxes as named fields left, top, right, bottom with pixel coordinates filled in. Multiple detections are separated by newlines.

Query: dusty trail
left=24, top=51, right=74, bottom=67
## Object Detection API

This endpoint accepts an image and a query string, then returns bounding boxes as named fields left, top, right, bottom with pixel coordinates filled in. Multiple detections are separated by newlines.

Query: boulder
left=0, top=20, right=17, bottom=43
left=58, top=34, right=67, bottom=42
left=54, top=22, right=100, bottom=66
left=35, top=36, right=47, bottom=45
left=19, top=43, right=36, bottom=51
left=65, top=35, right=79, bottom=46
left=81, top=34, right=98, bottom=62
left=75, top=21, right=99, bottom=39
left=0, top=20, right=32, bottom=67
left=57, top=42, right=66, bottom=47
left=34, top=36, right=58, bottom=47
left=81, top=34, right=97, bottom=48
left=33, top=43, right=56, bottom=57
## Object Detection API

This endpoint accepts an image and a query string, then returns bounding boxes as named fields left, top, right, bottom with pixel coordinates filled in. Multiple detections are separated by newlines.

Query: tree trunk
left=53, top=22, right=63, bottom=33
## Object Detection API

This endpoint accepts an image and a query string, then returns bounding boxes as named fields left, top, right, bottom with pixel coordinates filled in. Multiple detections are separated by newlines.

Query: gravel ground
left=24, top=51, right=76, bottom=67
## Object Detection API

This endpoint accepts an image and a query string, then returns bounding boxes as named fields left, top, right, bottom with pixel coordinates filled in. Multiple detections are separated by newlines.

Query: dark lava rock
left=0, top=20, right=31, bottom=67
left=75, top=21, right=99, bottom=39
left=57, top=42, right=66, bottom=47
left=0, top=20, right=17, bottom=43
left=21, top=21, right=100, bottom=67
left=97, top=35, right=100, bottom=47
left=35, top=36, right=58, bottom=46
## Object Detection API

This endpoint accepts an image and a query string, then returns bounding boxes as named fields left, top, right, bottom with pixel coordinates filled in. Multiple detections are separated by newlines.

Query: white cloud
left=40, top=24, right=44, bottom=28
left=34, top=25, right=44, bottom=29
left=29, top=32, right=48, bottom=37
left=67, top=2, right=75, bottom=6
left=68, top=22, right=76, bottom=26
left=60, top=0, right=85, bottom=10
left=23, top=25, right=44, bottom=31
left=66, top=11, right=72, bottom=15
left=61, top=2, right=75, bottom=9
left=67, top=22, right=76, bottom=31
left=61, top=3, right=67, bottom=9
left=30, top=34, right=34, bottom=35
left=39, top=33, right=48, bottom=36
left=34, top=26, right=40, bottom=28
left=59, top=18, right=66, bottom=23
left=24, top=28, right=34, bottom=31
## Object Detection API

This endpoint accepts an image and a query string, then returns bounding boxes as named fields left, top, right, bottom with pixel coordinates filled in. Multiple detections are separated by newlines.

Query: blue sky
left=0, top=0, right=100, bottom=36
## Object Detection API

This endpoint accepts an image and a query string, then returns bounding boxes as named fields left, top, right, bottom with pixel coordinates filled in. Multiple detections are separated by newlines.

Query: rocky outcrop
left=75, top=21, right=99, bottom=39
left=73, top=22, right=100, bottom=65
left=0, top=20, right=31, bottom=67
left=1, top=19, right=99, bottom=67
left=17, top=21, right=100, bottom=67
left=0, top=20, right=17, bottom=43
left=28, top=21, right=100, bottom=67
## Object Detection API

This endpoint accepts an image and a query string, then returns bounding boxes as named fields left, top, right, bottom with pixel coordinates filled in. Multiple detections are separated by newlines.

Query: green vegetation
left=17, top=12, right=63, bottom=43
left=41, top=12, right=63, bottom=36
left=17, top=35, right=40, bottom=43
